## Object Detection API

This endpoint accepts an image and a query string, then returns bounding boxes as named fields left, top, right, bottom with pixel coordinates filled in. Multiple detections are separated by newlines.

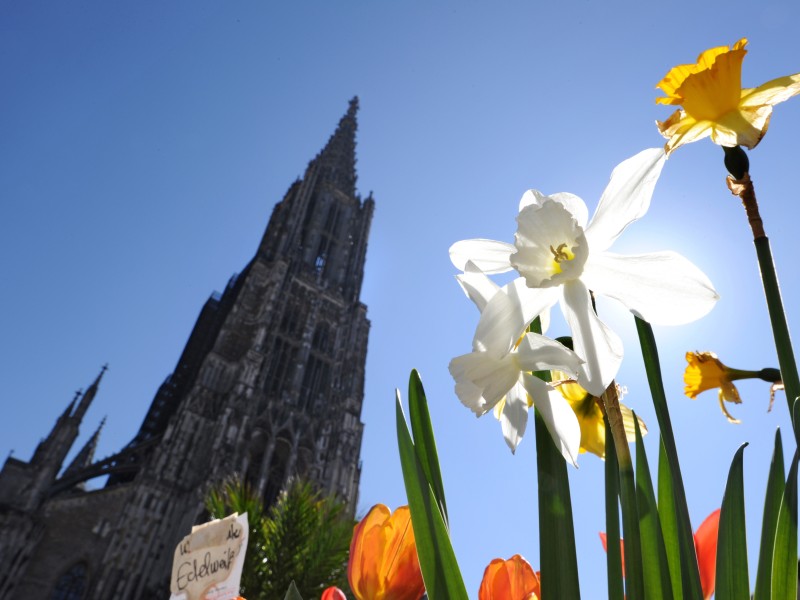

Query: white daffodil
left=450, top=148, right=719, bottom=397
left=449, top=263, right=583, bottom=463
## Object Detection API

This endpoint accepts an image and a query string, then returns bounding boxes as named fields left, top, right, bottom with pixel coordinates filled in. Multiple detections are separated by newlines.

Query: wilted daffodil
left=601, top=509, right=720, bottom=600
left=479, top=554, right=541, bottom=600
left=348, top=504, right=425, bottom=600
left=451, top=264, right=583, bottom=463
left=656, top=38, right=800, bottom=155
left=684, top=351, right=782, bottom=423
left=451, top=148, right=718, bottom=398
left=550, top=370, right=646, bottom=458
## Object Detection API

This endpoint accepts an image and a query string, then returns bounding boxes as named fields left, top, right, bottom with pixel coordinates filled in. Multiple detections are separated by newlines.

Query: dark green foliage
left=206, top=477, right=354, bottom=600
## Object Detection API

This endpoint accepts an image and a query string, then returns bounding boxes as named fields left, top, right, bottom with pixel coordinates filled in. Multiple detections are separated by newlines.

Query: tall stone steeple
left=314, top=96, right=358, bottom=195
left=0, top=100, right=374, bottom=600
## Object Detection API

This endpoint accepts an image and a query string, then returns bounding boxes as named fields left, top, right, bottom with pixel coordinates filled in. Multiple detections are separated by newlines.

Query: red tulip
left=600, top=508, right=720, bottom=600
left=321, top=587, right=347, bottom=600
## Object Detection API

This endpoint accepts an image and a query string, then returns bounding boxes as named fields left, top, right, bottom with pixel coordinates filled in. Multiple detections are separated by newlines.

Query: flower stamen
left=550, top=243, right=572, bottom=262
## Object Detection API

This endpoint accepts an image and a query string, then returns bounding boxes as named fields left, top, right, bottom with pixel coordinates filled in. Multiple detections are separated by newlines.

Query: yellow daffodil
left=683, top=351, right=781, bottom=423
left=656, top=38, right=800, bottom=155
left=479, top=555, right=541, bottom=600
left=550, top=371, right=646, bottom=458
left=347, top=504, right=425, bottom=600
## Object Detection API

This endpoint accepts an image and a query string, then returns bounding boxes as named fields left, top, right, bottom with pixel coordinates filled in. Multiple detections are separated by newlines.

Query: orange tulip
left=479, top=554, right=541, bottom=600
left=322, top=587, right=347, bottom=600
left=347, top=504, right=425, bottom=600
left=600, top=508, right=720, bottom=600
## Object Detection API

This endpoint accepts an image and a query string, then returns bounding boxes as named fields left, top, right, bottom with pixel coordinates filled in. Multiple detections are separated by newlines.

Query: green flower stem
left=603, top=382, right=645, bottom=600
left=726, top=166, right=800, bottom=429
left=725, top=366, right=782, bottom=383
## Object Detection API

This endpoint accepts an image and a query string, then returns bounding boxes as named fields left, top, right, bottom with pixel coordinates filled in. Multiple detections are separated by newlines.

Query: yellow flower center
left=549, top=243, right=575, bottom=275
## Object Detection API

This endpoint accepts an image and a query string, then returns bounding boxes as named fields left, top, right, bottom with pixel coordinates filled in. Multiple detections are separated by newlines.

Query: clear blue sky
left=2, top=1, right=799, bottom=596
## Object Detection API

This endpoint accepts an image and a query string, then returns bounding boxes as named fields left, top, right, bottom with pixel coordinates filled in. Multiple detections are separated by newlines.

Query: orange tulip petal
left=348, top=504, right=425, bottom=600
left=479, top=555, right=540, bottom=600
left=694, top=509, right=720, bottom=600
left=599, top=532, right=626, bottom=578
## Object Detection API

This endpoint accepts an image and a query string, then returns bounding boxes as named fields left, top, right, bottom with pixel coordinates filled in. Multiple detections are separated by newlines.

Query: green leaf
left=408, top=369, right=449, bottom=527
left=605, top=417, right=624, bottom=600
left=771, top=445, right=799, bottom=600
left=634, top=414, right=673, bottom=600
left=658, top=438, right=683, bottom=600
left=635, top=317, right=703, bottom=599
left=284, top=581, right=304, bottom=600
left=754, top=236, right=800, bottom=433
left=396, top=391, right=469, bottom=600
left=716, top=443, right=750, bottom=600
left=535, top=409, right=581, bottom=599
left=754, top=428, right=785, bottom=600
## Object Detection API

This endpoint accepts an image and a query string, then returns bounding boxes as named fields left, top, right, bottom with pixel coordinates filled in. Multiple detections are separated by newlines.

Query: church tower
left=0, top=98, right=373, bottom=599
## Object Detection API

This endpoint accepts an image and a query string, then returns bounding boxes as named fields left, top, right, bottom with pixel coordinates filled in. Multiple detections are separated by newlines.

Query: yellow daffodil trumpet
left=550, top=369, right=646, bottom=459
left=656, top=38, right=800, bottom=155
left=683, top=351, right=781, bottom=423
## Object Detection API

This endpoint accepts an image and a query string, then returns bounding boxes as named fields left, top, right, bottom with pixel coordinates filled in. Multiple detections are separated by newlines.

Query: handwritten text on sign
left=169, top=512, right=248, bottom=600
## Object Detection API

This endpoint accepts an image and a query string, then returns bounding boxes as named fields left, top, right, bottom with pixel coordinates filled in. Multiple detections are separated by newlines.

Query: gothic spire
left=61, top=417, right=105, bottom=482
left=73, top=364, right=107, bottom=422
left=60, top=389, right=82, bottom=420
left=312, top=96, right=358, bottom=194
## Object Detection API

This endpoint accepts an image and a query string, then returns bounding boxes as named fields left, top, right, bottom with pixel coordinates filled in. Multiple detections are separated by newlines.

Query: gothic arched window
left=50, top=562, right=88, bottom=600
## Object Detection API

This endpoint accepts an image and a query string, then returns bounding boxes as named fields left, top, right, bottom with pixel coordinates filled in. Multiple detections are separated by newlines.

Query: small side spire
left=73, top=364, right=108, bottom=422
left=313, top=97, right=359, bottom=194
left=60, top=389, right=82, bottom=420
left=61, top=417, right=106, bottom=482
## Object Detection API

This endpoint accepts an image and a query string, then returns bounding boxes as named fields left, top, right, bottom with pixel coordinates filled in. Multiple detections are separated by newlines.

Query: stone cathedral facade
left=0, top=98, right=373, bottom=600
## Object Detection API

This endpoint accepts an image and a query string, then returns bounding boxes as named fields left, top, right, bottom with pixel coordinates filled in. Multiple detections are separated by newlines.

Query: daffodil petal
left=707, top=105, right=772, bottom=149
left=741, top=73, right=800, bottom=107
left=458, top=262, right=551, bottom=332
left=520, top=190, right=589, bottom=228
left=450, top=239, right=515, bottom=273
left=620, top=402, right=647, bottom=443
left=473, top=279, right=559, bottom=355
left=522, top=373, right=581, bottom=467
left=561, top=280, right=623, bottom=397
left=457, top=261, right=501, bottom=311
left=585, top=148, right=666, bottom=252
left=449, top=351, right=520, bottom=413
left=582, top=251, right=719, bottom=325
left=516, top=332, right=584, bottom=375
left=657, top=111, right=714, bottom=155
left=519, top=189, right=549, bottom=211
left=499, top=380, right=529, bottom=453
left=511, top=200, right=589, bottom=288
